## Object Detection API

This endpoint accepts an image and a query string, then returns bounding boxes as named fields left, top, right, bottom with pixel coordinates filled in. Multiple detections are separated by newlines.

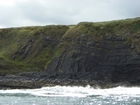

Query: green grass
left=63, top=17, right=140, bottom=39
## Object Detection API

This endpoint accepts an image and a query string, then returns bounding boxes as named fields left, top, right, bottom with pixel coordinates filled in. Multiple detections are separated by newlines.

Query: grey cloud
left=0, top=0, right=140, bottom=28
left=0, top=5, right=17, bottom=27
left=15, top=0, right=80, bottom=25
left=114, top=0, right=140, bottom=17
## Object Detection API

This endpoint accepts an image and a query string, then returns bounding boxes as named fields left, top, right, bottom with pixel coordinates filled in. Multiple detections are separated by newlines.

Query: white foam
left=0, top=86, right=140, bottom=97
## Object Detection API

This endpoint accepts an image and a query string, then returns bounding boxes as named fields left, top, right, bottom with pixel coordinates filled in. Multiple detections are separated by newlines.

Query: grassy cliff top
left=63, top=17, right=140, bottom=39
left=62, top=17, right=140, bottom=52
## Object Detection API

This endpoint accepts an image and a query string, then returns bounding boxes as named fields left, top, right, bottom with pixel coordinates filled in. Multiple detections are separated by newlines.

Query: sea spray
left=0, top=86, right=140, bottom=105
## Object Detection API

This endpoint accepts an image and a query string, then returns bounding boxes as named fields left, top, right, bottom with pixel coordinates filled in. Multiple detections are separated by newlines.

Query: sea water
left=0, top=86, right=140, bottom=105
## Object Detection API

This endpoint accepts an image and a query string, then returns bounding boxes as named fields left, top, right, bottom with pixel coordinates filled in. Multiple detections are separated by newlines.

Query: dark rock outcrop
left=46, top=35, right=140, bottom=86
left=45, top=18, right=140, bottom=86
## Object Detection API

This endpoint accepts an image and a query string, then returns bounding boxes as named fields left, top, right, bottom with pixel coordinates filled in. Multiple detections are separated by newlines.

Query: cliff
left=0, top=17, right=140, bottom=88
left=46, top=17, right=140, bottom=85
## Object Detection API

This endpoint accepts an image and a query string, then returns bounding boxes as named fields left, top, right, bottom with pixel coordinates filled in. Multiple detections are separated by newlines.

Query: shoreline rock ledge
left=0, top=73, right=137, bottom=89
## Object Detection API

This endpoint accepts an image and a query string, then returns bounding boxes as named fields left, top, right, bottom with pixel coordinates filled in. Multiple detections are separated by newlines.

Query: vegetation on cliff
left=0, top=25, right=69, bottom=74
left=63, top=17, right=140, bottom=45
left=0, top=17, right=140, bottom=74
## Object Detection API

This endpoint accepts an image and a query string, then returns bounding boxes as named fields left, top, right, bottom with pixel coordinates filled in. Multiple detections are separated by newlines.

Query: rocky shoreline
left=0, top=71, right=139, bottom=89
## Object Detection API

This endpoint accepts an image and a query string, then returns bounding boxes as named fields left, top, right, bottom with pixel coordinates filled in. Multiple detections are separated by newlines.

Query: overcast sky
left=0, top=0, right=140, bottom=28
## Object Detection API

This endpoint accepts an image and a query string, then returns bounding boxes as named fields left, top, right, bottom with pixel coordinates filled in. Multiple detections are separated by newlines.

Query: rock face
left=46, top=35, right=140, bottom=85
left=46, top=18, right=140, bottom=86
left=0, top=18, right=140, bottom=88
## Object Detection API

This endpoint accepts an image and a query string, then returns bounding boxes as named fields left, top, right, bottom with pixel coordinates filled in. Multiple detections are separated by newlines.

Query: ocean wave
left=0, top=86, right=140, bottom=97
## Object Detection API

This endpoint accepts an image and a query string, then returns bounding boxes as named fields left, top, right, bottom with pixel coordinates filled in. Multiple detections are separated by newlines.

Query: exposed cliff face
left=0, top=18, right=140, bottom=86
left=46, top=36, right=140, bottom=84
left=46, top=18, right=140, bottom=85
